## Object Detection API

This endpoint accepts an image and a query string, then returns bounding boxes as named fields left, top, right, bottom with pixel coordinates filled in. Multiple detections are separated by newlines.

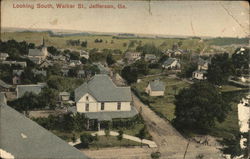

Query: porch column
left=87, top=119, right=90, bottom=130
left=97, top=121, right=100, bottom=131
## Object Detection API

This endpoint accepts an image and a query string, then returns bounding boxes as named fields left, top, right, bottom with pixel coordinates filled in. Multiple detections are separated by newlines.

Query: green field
left=1, top=31, right=212, bottom=53
left=132, top=75, right=190, bottom=121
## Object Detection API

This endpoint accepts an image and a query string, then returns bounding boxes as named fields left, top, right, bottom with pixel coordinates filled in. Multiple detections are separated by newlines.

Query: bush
left=80, top=133, right=94, bottom=148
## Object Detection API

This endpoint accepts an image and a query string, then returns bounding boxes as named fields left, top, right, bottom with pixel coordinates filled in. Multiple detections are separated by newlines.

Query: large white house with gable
left=74, top=74, right=137, bottom=130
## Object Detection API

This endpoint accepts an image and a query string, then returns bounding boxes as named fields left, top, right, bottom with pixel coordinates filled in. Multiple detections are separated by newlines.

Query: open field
left=0, top=31, right=219, bottom=53
left=132, top=75, right=190, bottom=121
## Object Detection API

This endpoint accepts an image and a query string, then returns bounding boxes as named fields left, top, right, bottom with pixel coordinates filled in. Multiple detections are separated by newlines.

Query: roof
left=29, top=49, right=45, bottom=56
left=145, top=54, right=157, bottom=60
left=149, top=80, right=165, bottom=91
left=0, top=53, right=9, bottom=58
left=83, top=106, right=138, bottom=121
left=94, top=63, right=109, bottom=74
left=198, top=58, right=211, bottom=66
left=0, top=80, right=12, bottom=89
left=75, top=74, right=132, bottom=102
left=59, top=92, right=70, bottom=96
left=78, top=70, right=85, bottom=74
left=0, top=104, right=89, bottom=159
left=193, top=70, right=207, bottom=74
left=163, top=58, right=178, bottom=66
left=13, top=70, right=24, bottom=76
left=16, top=84, right=45, bottom=98
left=32, top=69, right=47, bottom=76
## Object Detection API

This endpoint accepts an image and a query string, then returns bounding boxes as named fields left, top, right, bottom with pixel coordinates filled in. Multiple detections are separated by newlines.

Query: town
left=0, top=30, right=249, bottom=159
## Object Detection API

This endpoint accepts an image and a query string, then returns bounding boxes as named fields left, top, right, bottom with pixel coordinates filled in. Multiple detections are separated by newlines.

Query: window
left=86, top=96, right=89, bottom=101
left=85, top=104, right=89, bottom=111
left=117, top=102, right=121, bottom=110
left=101, top=102, right=105, bottom=110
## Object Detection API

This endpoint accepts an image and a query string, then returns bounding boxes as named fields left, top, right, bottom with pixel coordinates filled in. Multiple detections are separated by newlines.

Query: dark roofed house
left=145, top=79, right=165, bottom=96
left=16, top=84, right=45, bottom=98
left=0, top=80, right=12, bottom=92
left=0, top=103, right=89, bottom=159
left=162, top=58, right=181, bottom=69
left=74, top=74, right=137, bottom=130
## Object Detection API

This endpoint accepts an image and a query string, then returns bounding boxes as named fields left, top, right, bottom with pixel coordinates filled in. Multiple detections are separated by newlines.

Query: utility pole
left=183, top=139, right=190, bottom=159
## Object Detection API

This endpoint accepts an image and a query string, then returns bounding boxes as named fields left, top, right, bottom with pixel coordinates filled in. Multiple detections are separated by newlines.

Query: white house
left=74, top=74, right=137, bottom=130
left=145, top=79, right=165, bottom=96
left=79, top=50, right=89, bottom=59
left=192, top=57, right=210, bottom=80
left=192, top=70, right=207, bottom=80
left=125, top=52, right=141, bottom=61
left=162, top=58, right=181, bottom=69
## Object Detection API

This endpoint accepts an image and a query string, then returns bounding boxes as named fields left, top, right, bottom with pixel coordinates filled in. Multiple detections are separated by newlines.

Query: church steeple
left=42, top=37, right=45, bottom=47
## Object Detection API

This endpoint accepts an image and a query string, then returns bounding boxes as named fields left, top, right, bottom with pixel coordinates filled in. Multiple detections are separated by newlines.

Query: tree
left=121, top=66, right=138, bottom=84
left=117, top=130, right=124, bottom=146
left=151, top=152, right=161, bottom=159
left=81, top=41, right=88, bottom=48
left=106, top=53, right=116, bottom=66
left=136, top=126, right=146, bottom=147
left=39, top=87, right=59, bottom=109
left=206, top=53, right=234, bottom=85
left=104, top=127, right=110, bottom=138
left=80, top=133, right=94, bottom=148
left=231, top=47, right=250, bottom=76
left=71, top=134, right=76, bottom=143
left=73, top=113, right=87, bottom=131
left=174, top=81, right=230, bottom=130
left=172, top=85, right=178, bottom=95
left=47, top=46, right=60, bottom=56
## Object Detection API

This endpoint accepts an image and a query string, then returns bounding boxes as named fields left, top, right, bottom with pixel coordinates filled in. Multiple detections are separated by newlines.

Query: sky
left=1, top=0, right=249, bottom=37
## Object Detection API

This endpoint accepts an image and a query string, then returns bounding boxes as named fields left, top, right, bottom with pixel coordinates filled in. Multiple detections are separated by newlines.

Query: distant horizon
left=2, top=26, right=249, bottom=39
left=1, top=1, right=249, bottom=38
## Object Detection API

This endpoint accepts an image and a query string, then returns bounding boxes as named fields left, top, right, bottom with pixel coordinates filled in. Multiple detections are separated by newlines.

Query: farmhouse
left=28, top=38, right=48, bottom=64
left=145, top=79, right=165, bottom=96
left=162, top=58, right=181, bottom=69
left=74, top=74, right=137, bottom=130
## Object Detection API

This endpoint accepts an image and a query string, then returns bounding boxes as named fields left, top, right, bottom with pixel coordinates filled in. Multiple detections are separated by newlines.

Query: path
left=132, top=93, right=223, bottom=159
left=68, top=131, right=157, bottom=148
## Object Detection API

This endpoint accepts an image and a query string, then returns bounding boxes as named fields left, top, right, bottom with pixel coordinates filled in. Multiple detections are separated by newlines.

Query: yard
left=132, top=75, right=190, bottom=121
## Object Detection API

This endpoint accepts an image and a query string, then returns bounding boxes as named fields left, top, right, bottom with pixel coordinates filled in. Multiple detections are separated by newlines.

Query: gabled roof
left=0, top=104, right=89, bottom=159
left=28, top=49, right=44, bottom=56
left=198, top=57, right=211, bottom=66
left=13, top=70, right=24, bottom=76
left=149, top=80, right=165, bottom=91
left=75, top=74, right=132, bottom=102
left=16, top=84, right=45, bottom=98
left=0, top=80, right=12, bottom=89
left=163, top=58, right=178, bottom=66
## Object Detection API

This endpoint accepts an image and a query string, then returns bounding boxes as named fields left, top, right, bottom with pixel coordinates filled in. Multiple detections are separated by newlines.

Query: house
left=39, top=59, right=53, bottom=68
left=12, top=70, right=24, bottom=85
left=80, top=50, right=89, bottom=59
left=0, top=53, right=9, bottom=61
left=28, top=38, right=48, bottom=64
left=51, top=55, right=66, bottom=61
left=77, top=70, right=85, bottom=78
left=192, top=57, right=211, bottom=80
left=197, top=58, right=210, bottom=71
left=74, top=74, right=137, bottom=130
left=69, top=60, right=82, bottom=67
left=192, top=70, right=207, bottom=80
left=61, top=69, right=69, bottom=77
left=16, top=84, right=45, bottom=98
left=144, top=54, right=157, bottom=63
left=59, top=92, right=70, bottom=102
left=125, top=52, right=141, bottom=61
left=32, top=69, right=47, bottom=77
left=2, top=61, right=27, bottom=67
left=162, top=58, right=181, bottom=69
left=145, top=79, right=165, bottom=96
left=0, top=103, right=89, bottom=159
left=0, top=80, right=12, bottom=92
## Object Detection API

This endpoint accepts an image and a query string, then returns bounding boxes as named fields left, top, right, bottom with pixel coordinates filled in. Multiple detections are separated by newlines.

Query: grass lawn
left=75, top=136, right=144, bottom=150
left=220, top=85, right=246, bottom=92
left=132, top=75, right=190, bottom=121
